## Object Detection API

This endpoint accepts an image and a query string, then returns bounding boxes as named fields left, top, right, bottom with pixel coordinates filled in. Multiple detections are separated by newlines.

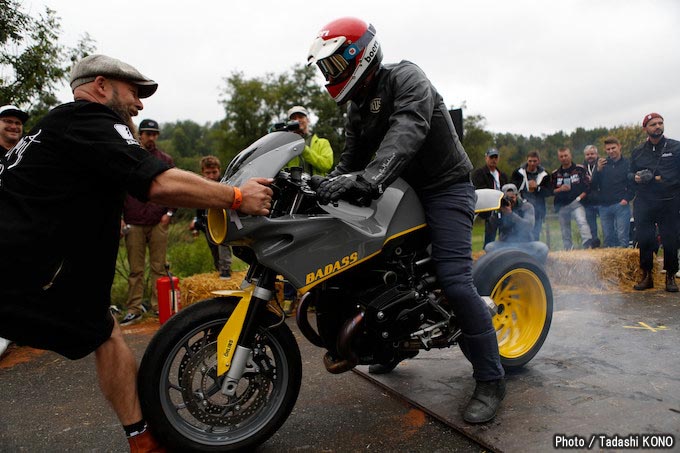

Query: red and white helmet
left=307, top=17, right=383, bottom=105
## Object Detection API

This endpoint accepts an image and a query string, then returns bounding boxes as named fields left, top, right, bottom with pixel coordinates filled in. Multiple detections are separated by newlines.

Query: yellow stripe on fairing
left=298, top=223, right=427, bottom=293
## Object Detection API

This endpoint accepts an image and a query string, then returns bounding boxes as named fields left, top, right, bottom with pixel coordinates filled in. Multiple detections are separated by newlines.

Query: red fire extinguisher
left=157, top=263, right=181, bottom=325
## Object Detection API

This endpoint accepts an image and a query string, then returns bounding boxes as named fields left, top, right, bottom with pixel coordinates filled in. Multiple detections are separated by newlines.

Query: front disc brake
left=180, top=342, right=272, bottom=426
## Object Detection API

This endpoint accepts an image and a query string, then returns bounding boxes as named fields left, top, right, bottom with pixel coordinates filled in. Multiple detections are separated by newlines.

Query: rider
left=308, top=17, right=505, bottom=424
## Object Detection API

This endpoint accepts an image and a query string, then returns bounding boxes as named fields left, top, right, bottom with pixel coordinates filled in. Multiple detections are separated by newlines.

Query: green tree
left=0, top=0, right=94, bottom=127
left=462, top=112, right=494, bottom=168
left=218, top=65, right=345, bottom=164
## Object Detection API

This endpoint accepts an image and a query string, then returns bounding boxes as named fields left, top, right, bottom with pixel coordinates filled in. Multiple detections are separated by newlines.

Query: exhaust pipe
left=322, top=312, right=364, bottom=374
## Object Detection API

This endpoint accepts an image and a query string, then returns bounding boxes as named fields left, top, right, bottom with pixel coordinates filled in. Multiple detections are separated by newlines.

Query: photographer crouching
left=484, top=184, right=549, bottom=263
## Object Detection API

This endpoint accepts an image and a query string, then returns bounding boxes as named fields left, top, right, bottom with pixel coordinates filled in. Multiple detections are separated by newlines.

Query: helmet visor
left=317, top=53, right=350, bottom=81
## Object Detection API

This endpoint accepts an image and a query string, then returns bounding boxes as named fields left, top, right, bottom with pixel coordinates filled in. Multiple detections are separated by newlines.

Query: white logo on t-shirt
left=114, top=124, right=138, bottom=145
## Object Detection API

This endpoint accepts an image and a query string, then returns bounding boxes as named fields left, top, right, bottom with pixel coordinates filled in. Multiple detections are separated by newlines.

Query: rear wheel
left=138, top=298, right=302, bottom=452
left=472, top=249, right=553, bottom=370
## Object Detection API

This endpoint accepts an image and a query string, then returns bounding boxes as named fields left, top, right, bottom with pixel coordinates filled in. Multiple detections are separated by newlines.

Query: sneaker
left=109, top=305, right=121, bottom=315
left=219, top=270, right=231, bottom=280
left=120, top=312, right=142, bottom=326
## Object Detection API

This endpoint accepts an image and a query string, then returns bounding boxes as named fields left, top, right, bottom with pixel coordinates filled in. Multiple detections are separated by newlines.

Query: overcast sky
left=30, top=0, right=680, bottom=137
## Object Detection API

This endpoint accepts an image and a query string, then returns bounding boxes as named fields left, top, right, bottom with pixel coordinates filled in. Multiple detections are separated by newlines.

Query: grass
left=111, top=222, right=247, bottom=309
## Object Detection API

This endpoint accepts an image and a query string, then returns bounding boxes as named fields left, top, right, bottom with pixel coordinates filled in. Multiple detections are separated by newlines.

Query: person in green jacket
left=283, top=106, right=334, bottom=312
left=286, top=105, right=333, bottom=175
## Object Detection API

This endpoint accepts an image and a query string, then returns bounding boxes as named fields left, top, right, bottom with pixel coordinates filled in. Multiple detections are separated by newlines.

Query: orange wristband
left=231, top=186, right=242, bottom=210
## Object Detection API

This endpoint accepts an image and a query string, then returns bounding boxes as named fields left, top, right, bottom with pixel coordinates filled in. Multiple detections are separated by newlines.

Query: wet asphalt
left=0, top=316, right=483, bottom=453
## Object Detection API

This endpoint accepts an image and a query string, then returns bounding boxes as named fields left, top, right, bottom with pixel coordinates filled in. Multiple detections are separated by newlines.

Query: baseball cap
left=287, top=105, right=309, bottom=119
left=501, top=183, right=518, bottom=194
left=0, top=105, right=29, bottom=123
left=69, top=54, right=158, bottom=98
left=139, top=119, right=160, bottom=132
left=486, top=148, right=499, bottom=157
left=642, top=112, right=663, bottom=128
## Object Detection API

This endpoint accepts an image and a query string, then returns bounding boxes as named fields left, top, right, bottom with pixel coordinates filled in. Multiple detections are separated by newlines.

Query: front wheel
left=138, top=298, right=302, bottom=452
left=472, top=249, right=553, bottom=370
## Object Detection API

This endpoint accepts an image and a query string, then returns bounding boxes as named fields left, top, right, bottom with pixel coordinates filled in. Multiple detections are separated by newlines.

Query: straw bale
left=181, top=271, right=246, bottom=307
left=181, top=248, right=660, bottom=304
left=544, top=248, right=661, bottom=293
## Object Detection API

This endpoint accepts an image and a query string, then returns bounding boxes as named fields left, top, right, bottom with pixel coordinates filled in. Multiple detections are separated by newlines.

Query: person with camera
left=285, top=105, right=333, bottom=176
left=629, top=113, right=680, bottom=292
left=485, top=184, right=549, bottom=263
left=551, top=147, right=593, bottom=250
left=308, top=17, right=505, bottom=424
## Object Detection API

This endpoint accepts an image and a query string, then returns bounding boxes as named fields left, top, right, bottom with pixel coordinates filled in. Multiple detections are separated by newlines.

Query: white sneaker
left=676, top=270, right=680, bottom=278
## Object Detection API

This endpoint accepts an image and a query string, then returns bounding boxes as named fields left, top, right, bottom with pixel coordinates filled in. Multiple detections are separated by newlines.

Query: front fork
left=216, top=269, right=277, bottom=396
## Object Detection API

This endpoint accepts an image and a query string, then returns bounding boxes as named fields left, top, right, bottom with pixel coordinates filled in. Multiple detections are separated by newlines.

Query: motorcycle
left=138, top=130, right=553, bottom=451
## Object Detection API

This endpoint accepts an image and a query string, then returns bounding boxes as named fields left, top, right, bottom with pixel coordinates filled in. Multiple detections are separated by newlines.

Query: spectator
left=551, top=147, right=593, bottom=250
left=472, top=148, right=508, bottom=246
left=629, top=113, right=680, bottom=292
left=285, top=105, right=333, bottom=175
left=591, top=137, right=633, bottom=248
left=0, top=104, right=29, bottom=359
left=190, top=156, right=233, bottom=279
left=283, top=106, right=334, bottom=311
left=582, top=145, right=602, bottom=247
left=121, top=119, right=177, bottom=325
left=0, top=54, right=273, bottom=451
left=511, top=150, right=551, bottom=241
left=485, top=184, right=549, bottom=263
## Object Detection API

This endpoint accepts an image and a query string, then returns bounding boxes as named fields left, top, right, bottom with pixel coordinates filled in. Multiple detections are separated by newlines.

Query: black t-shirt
left=0, top=100, right=170, bottom=290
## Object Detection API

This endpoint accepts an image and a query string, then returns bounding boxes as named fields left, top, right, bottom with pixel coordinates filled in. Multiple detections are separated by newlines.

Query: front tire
left=472, top=249, right=553, bottom=370
left=138, top=298, right=302, bottom=452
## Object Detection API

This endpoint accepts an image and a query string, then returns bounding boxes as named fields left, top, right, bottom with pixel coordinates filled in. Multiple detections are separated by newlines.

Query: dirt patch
left=0, top=344, right=46, bottom=369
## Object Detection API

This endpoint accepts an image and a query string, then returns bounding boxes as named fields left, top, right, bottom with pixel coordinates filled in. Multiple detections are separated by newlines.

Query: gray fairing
left=217, top=131, right=427, bottom=291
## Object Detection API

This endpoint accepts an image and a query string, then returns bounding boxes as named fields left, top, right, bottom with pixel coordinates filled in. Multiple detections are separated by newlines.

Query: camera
left=636, top=169, right=654, bottom=184
left=500, top=195, right=513, bottom=207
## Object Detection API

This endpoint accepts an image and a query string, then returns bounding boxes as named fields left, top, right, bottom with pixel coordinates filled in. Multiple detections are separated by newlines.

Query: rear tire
left=138, top=298, right=302, bottom=452
left=472, top=249, right=553, bottom=370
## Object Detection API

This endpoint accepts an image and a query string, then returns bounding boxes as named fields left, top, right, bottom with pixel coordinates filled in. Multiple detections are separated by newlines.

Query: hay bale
left=544, top=248, right=659, bottom=293
left=181, top=271, right=246, bottom=306
left=181, top=271, right=285, bottom=307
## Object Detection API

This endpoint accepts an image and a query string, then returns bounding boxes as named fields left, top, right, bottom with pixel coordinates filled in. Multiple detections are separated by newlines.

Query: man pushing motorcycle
left=308, top=17, right=505, bottom=423
left=0, top=54, right=273, bottom=452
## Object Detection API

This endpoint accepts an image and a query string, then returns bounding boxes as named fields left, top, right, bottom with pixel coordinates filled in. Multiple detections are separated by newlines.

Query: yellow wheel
left=472, top=249, right=553, bottom=370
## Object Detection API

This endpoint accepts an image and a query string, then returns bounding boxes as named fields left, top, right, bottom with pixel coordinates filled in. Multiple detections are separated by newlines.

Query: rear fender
left=475, top=188, right=503, bottom=214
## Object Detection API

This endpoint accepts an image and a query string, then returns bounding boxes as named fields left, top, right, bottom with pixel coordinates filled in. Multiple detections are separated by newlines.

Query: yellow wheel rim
left=491, top=268, right=547, bottom=359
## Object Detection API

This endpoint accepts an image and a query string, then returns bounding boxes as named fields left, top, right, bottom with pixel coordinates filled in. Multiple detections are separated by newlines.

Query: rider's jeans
left=419, top=182, right=504, bottom=382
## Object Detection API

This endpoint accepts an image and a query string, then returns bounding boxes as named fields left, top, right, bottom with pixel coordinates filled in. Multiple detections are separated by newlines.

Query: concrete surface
left=356, top=288, right=680, bottom=452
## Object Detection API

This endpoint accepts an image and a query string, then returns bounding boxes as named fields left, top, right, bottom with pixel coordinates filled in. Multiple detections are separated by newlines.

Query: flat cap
left=70, top=54, right=158, bottom=98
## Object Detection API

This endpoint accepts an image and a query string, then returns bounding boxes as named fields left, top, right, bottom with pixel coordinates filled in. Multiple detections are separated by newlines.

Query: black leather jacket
left=333, top=61, right=472, bottom=194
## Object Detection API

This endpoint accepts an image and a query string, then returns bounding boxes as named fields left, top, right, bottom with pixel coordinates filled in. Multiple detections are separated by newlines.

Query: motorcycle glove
left=316, top=174, right=376, bottom=206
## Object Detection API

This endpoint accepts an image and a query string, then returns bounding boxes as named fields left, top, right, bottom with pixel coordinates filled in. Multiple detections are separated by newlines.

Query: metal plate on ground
left=355, top=289, right=680, bottom=452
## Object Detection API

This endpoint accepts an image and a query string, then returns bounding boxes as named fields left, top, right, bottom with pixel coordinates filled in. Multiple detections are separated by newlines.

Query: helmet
left=307, top=17, right=383, bottom=105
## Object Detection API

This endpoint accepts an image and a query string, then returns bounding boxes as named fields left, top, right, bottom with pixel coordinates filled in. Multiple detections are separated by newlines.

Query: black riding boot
left=634, top=270, right=653, bottom=290
left=463, top=378, right=506, bottom=424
